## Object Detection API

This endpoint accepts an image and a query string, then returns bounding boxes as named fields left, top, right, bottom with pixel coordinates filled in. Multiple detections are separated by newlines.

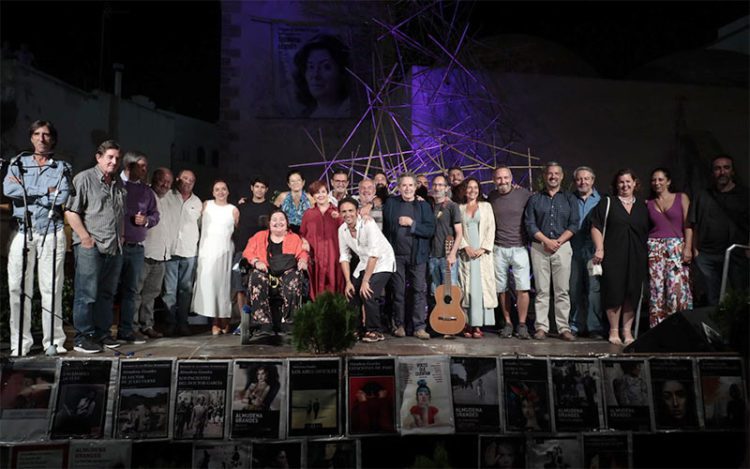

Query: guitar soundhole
left=443, top=295, right=452, bottom=304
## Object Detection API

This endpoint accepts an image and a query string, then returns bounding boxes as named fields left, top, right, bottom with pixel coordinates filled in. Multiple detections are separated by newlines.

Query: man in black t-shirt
left=689, top=155, right=749, bottom=305
left=232, top=177, right=277, bottom=322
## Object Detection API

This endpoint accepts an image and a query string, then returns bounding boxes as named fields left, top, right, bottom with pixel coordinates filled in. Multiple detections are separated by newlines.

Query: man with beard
left=524, top=162, right=579, bottom=341
left=487, top=166, right=532, bottom=339
left=688, top=154, right=749, bottom=305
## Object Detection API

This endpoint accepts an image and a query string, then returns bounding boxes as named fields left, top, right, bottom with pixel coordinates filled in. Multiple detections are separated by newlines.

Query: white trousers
left=8, top=228, right=67, bottom=355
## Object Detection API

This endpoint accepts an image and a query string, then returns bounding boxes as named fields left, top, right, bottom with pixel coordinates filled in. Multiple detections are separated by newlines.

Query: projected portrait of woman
left=292, top=34, right=351, bottom=118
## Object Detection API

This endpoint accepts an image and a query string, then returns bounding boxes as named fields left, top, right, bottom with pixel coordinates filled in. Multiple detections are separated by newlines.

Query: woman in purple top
left=646, top=168, right=693, bottom=327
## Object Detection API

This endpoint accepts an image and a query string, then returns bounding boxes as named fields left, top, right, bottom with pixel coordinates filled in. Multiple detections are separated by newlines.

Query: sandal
left=472, top=328, right=484, bottom=339
left=463, top=329, right=473, bottom=339
left=623, top=336, right=635, bottom=346
left=362, top=331, right=384, bottom=343
left=608, top=329, right=622, bottom=346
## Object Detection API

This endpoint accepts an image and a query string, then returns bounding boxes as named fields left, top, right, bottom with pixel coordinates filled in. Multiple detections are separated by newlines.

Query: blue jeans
left=72, top=245, right=122, bottom=343
left=162, top=255, right=197, bottom=327
left=694, top=251, right=749, bottom=306
left=569, top=247, right=604, bottom=335
left=428, top=256, right=459, bottom=295
left=119, top=244, right=145, bottom=336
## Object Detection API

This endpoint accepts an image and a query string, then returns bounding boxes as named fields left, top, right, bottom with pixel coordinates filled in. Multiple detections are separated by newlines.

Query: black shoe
left=100, top=336, right=121, bottom=349
left=177, top=324, right=191, bottom=337
left=74, top=337, right=103, bottom=354
left=163, top=325, right=176, bottom=337
left=589, top=332, right=605, bottom=340
left=118, top=331, right=147, bottom=344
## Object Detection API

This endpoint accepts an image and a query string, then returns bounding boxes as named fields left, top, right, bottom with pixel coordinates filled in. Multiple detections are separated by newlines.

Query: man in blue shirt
left=569, top=166, right=604, bottom=339
left=4, top=120, right=71, bottom=356
left=524, top=162, right=579, bottom=341
left=3, top=120, right=70, bottom=356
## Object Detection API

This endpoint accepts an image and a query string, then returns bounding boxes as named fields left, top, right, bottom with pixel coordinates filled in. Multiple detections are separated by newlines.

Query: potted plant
left=291, top=291, right=358, bottom=354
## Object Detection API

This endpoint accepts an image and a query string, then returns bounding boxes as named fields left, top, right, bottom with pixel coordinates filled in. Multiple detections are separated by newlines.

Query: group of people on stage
left=4, top=119, right=749, bottom=355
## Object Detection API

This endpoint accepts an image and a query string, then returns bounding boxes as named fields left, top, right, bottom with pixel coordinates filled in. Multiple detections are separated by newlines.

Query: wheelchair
left=239, top=266, right=308, bottom=345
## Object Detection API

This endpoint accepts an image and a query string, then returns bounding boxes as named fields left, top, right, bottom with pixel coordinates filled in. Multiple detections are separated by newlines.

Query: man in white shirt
left=338, top=197, right=396, bottom=342
left=134, top=168, right=178, bottom=338
left=161, top=169, right=202, bottom=337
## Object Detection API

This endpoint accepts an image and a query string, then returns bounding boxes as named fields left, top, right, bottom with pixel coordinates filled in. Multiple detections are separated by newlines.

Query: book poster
left=131, top=441, right=192, bottom=468
left=116, top=360, right=172, bottom=439
left=347, top=357, right=397, bottom=435
left=193, top=442, right=251, bottom=469
left=450, top=357, right=500, bottom=433
left=698, top=358, right=746, bottom=429
left=501, top=359, right=551, bottom=432
left=173, top=361, right=229, bottom=440
left=479, top=436, right=526, bottom=469
left=288, top=359, right=341, bottom=437
left=582, top=433, right=630, bottom=469
left=650, top=358, right=699, bottom=430
left=398, top=356, right=455, bottom=435
left=10, top=443, right=69, bottom=469
left=550, top=359, right=602, bottom=431
left=50, top=360, right=113, bottom=439
left=307, top=439, right=359, bottom=468
left=601, top=358, right=652, bottom=431
left=0, top=359, right=57, bottom=442
left=252, top=441, right=303, bottom=469
left=68, top=440, right=132, bottom=468
left=528, top=436, right=582, bottom=469
left=231, top=360, right=285, bottom=439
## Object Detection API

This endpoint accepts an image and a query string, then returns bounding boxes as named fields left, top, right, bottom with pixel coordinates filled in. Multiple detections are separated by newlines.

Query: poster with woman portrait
left=346, top=357, right=397, bottom=435
left=173, top=360, right=229, bottom=440
left=582, top=433, right=630, bottom=469
left=115, top=360, right=173, bottom=439
left=251, top=440, right=303, bottom=468
left=649, top=358, right=699, bottom=430
left=231, top=359, right=286, bottom=438
left=450, top=357, right=500, bottom=433
left=0, top=359, right=57, bottom=442
left=501, top=358, right=551, bottom=433
left=479, top=435, right=526, bottom=469
left=50, top=359, right=115, bottom=439
left=397, top=356, right=455, bottom=435
left=288, top=358, right=341, bottom=437
left=697, top=357, right=746, bottom=429
left=550, top=359, right=603, bottom=432
left=601, top=358, right=653, bottom=431
left=307, top=438, right=359, bottom=468
left=271, top=24, right=353, bottom=119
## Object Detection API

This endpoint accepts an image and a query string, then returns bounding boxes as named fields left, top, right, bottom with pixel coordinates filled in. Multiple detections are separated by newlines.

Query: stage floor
left=48, top=330, right=677, bottom=359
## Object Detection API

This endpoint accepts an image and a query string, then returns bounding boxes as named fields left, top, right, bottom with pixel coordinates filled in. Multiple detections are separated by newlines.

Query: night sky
left=2, top=1, right=747, bottom=123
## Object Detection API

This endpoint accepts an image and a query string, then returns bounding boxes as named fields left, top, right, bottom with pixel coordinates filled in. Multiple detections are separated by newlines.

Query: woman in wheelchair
left=243, top=210, right=309, bottom=327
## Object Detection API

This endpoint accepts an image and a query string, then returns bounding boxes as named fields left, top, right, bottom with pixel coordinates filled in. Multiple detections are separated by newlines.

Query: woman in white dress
left=192, top=180, right=240, bottom=334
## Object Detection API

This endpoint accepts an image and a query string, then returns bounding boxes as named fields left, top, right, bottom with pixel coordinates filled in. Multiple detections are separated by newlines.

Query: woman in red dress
left=300, top=180, right=345, bottom=299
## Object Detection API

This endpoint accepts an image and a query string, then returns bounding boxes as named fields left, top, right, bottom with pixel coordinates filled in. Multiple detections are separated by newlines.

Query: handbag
left=587, top=196, right=610, bottom=276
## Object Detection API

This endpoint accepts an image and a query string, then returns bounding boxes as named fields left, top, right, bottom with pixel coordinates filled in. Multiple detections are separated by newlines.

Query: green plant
left=291, top=291, right=358, bottom=354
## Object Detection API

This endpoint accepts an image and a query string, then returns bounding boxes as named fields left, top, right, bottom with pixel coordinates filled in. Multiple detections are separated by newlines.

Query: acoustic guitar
left=429, top=236, right=467, bottom=335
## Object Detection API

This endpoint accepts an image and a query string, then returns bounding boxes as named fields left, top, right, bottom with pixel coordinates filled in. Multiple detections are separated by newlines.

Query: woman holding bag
left=591, top=169, right=650, bottom=346
left=646, top=168, right=693, bottom=327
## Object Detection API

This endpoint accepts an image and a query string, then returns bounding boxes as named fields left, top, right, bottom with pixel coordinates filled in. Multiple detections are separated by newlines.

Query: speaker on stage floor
left=624, top=306, right=725, bottom=353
